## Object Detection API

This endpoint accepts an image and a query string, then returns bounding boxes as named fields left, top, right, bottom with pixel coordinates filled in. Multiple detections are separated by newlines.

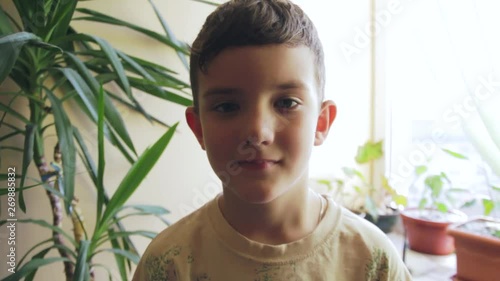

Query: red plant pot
left=447, top=217, right=500, bottom=281
left=400, top=208, right=467, bottom=255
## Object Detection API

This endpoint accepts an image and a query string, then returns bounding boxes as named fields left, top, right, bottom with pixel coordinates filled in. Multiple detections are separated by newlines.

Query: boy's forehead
left=197, top=45, right=318, bottom=96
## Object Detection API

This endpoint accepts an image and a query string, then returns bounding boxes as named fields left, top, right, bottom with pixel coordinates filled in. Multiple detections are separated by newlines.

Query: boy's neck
left=218, top=187, right=324, bottom=245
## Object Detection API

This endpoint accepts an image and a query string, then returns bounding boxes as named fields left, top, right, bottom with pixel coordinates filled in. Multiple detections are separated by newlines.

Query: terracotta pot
left=447, top=217, right=500, bottom=281
left=400, top=208, right=466, bottom=255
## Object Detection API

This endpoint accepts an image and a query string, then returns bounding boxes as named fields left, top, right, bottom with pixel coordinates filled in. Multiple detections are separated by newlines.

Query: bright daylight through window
left=385, top=0, right=500, bottom=217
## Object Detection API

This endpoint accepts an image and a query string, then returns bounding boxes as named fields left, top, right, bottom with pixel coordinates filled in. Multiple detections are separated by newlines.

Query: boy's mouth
left=236, top=159, right=279, bottom=170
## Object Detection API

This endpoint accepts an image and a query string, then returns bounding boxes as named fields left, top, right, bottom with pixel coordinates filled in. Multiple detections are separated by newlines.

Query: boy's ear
left=185, top=107, right=205, bottom=150
left=314, top=100, right=337, bottom=146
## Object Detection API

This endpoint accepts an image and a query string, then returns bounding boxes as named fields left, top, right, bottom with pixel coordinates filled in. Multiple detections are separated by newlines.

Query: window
left=384, top=0, right=500, bottom=216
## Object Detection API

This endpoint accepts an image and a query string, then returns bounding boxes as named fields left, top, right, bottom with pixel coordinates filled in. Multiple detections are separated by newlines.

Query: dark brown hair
left=190, top=0, right=325, bottom=109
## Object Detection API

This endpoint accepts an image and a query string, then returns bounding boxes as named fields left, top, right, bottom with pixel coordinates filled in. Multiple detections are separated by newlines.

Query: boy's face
left=186, top=44, right=336, bottom=204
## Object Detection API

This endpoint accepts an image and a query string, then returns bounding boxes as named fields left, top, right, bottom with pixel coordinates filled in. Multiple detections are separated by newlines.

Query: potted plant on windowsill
left=400, top=149, right=469, bottom=255
left=448, top=217, right=500, bottom=281
left=446, top=91, right=500, bottom=281
left=318, top=140, right=407, bottom=233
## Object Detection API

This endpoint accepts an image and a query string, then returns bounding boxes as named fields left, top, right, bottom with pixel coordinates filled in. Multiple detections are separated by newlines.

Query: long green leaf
left=441, top=148, right=468, bottom=160
left=128, top=74, right=187, bottom=91
left=101, top=248, right=140, bottom=265
left=95, top=123, right=178, bottom=238
left=0, top=102, right=30, bottom=123
left=121, top=53, right=179, bottom=75
left=117, top=51, right=155, bottom=81
left=44, top=0, right=77, bottom=41
left=11, top=0, right=35, bottom=32
left=0, top=182, right=45, bottom=196
left=129, top=77, right=192, bottom=106
left=120, top=235, right=134, bottom=273
left=106, top=91, right=170, bottom=128
left=0, top=32, right=62, bottom=84
left=56, top=67, right=98, bottom=121
left=1, top=119, right=25, bottom=133
left=89, top=36, right=131, bottom=96
left=147, top=71, right=191, bottom=90
left=102, top=230, right=157, bottom=244
left=17, top=238, right=52, bottom=268
left=74, top=128, right=140, bottom=268
left=24, top=247, right=51, bottom=281
left=97, top=85, right=105, bottom=221
left=1, top=257, right=70, bottom=281
left=108, top=229, right=128, bottom=281
left=73, top=128, right=98, bottom=186
left=77, top=34, right=152, bottom=122
left=0, top=146, right=23, bottom=152
left=90, top=264, right=114, bottom=281
left=45, top=89, right=76, bottom=214
left=113, top=211, right=170, bottom=226
left=65, top=53, right=136, bottom=155
left=0, top=7, right=14, bottom=36
left=0, top=131, right=23, bottom=143
left=67, top=87, right=137, bottom=163
left=18, top=123, right=36, bottom=212
left=0, top=219, right=76, bottom=247
left=148, top=0, right=189, bottom=71
left=58, top=65, right=135, bottom=157
left=74, top=240, right=91, bottom=281
left=120, top=204, right=170, bottom=216
left=103, top=52, right=190, bottom=90
left=75, top=8, right=189, bottom=54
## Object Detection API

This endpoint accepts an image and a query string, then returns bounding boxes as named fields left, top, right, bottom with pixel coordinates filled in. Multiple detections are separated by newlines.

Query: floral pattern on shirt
left=365, top=248, right=389, bottom=281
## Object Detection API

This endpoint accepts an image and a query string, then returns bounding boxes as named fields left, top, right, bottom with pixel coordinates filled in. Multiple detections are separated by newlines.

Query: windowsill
left=386, top=232, right=457, bottom=281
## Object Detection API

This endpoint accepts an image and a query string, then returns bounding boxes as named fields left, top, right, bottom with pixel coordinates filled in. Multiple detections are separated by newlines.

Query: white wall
left=0, top=0, right=371, bottom=279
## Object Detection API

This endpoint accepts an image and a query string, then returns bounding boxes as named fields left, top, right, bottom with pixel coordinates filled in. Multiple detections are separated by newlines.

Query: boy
left=133, top=0, right=412, bottom=280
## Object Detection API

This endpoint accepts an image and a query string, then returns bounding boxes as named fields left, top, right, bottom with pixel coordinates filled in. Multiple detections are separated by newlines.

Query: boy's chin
left=224, top=186, right=282, bottom=205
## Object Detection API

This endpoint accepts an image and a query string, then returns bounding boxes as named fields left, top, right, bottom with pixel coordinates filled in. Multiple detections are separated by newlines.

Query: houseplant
left=2, top=90, right=178, bottom=281
left=446, top=90, right=500, bottom=280
left=0, top=0, right=192, bottom=280
left=400, top=148, right=469, bottom=255
left=319, top=140, right=407, bottom=233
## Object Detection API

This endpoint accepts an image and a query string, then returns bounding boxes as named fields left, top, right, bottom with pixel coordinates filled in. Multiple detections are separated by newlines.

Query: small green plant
left=410, top=148, right=498, bottom=216
left=320, top=140, right=407, bottom=221
left=410, top=148, right=474, bottom=214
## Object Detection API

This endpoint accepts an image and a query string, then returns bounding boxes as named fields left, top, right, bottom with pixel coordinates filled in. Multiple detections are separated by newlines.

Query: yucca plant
left=0, top=0, right=193, bottom=280
left=2, top=90, right=179, bottom=281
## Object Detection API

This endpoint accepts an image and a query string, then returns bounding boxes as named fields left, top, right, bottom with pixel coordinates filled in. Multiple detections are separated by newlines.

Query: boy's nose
left=243, top=109, right=275, bottom=147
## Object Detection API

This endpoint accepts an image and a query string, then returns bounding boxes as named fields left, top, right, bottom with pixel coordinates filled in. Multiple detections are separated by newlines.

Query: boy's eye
left=213, top=102, right=239, bottom=113
left=275, top=98, right=299, bottom=110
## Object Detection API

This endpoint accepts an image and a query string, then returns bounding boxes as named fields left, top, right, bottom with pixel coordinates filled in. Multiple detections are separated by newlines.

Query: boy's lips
left=235, top=159, right=279, bottom=170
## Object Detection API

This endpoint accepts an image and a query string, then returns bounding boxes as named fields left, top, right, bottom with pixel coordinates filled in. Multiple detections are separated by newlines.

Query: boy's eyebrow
left=202, top=87, right=241, bottom=98
left=202, top=80, right=309, bottom=98
left=274, top=80, right=308, bottom=91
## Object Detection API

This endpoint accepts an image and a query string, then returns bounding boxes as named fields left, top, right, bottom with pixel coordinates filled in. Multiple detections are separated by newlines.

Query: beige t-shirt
left=133, top=195, right=412, bottom=281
